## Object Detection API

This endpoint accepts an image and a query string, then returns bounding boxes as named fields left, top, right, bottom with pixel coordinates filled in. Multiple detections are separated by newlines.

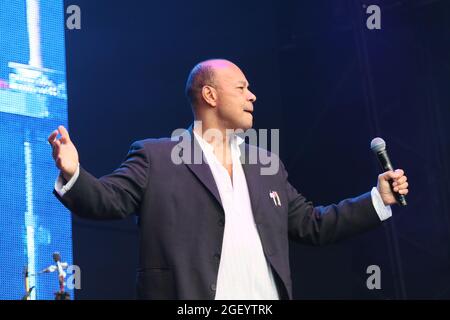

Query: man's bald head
left=185, top=59, right=256, bottom=130
left=185, top=59, right=236, bottom=108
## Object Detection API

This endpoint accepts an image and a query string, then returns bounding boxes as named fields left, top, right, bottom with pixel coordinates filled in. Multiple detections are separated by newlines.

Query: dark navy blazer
left=54, top=128, right=382, bottom=299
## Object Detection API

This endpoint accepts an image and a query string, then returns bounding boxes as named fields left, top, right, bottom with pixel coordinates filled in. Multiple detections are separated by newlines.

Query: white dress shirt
left=193, top=131, right=280, bottom=300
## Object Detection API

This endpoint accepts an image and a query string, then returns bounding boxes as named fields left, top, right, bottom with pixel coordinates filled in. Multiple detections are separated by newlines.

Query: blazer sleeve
left=281, top=161, right=382, bottom=245
left=53, top=141, right=149, bottom=220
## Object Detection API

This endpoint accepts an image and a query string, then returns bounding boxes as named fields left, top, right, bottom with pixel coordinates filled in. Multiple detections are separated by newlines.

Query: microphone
left=370, top=137, right=407, bottom=206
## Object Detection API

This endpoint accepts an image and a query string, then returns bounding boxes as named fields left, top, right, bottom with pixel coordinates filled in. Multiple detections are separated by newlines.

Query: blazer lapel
left=240, top=144, right=262, bottom=217
left=180, top=126, right=223, bottom=210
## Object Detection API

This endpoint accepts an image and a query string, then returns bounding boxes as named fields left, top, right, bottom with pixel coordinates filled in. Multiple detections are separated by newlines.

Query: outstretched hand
left=48, top=125, right=79, bottom=181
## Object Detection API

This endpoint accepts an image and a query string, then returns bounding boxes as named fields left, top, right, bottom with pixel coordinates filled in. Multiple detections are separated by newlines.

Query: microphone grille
left=370, top=137, right=386, bottom=153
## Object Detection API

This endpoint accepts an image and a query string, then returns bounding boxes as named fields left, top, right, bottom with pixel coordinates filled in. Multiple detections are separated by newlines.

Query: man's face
left=213, top=64, right=256, bottom=131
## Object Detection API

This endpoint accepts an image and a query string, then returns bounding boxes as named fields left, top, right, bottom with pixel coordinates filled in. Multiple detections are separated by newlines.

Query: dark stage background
left=63, top=0, right=450, bottom=299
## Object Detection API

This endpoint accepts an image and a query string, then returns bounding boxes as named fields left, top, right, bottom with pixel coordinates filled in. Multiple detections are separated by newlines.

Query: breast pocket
left=263, top=188, right=288, bottom=234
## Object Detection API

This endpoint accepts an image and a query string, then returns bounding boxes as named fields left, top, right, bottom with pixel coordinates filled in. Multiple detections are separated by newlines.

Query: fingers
left=393, top=181, right=408, bottom=192
left=48, top=125, right=71, bottom=147
left=48, top=130, right=58, bottom=145
left=48, top=130, right=60, bottom=159
left=383, top=169, right=405, bottom=181
left=54, top=139, right=62, bottom=148
left=391, top=169, right=404, bottom=179
left=382, top=171, right=397, bottom=181
left=388, top=168, right=408, bottom=195
left=392, top=175, right=407, bottom=186
left=58, top=125, right=70, bottom=143
left=394, top=169, right=404, bottom=176
left=51, top=139, right=62, bottom=159
left=48, top=126, right=68, bottom=159
left=379, top=169, right=409, bottom=196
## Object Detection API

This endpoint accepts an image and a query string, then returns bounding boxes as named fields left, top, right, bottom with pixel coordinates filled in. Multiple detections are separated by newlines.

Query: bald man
left=49, top=59, right=409, bottom=300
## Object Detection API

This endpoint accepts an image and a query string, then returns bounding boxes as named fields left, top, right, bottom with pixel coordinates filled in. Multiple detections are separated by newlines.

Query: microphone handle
left=377, top=150, right=407, bottom=206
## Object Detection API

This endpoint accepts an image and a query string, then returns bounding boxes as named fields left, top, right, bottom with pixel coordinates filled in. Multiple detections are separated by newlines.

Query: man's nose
left=248, top=90, right=256, bottom=102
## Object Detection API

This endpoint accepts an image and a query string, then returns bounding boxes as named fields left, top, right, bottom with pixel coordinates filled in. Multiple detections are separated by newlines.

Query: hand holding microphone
left=371, top=137, right=409, bottom=206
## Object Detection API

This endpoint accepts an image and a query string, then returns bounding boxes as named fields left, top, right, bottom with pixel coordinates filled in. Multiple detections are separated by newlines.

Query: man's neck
left=193, top=122, right=234, bottom=178
left=193, top=122, right=233, bottom=151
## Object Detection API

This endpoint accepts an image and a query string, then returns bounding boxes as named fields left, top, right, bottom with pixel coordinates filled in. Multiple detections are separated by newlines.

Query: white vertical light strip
left=26, top=0, right=43, bottom=69
left=24, top=141, right=37, bottom=300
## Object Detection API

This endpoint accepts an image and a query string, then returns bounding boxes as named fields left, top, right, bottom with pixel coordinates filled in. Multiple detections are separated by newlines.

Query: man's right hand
left=48, top=125, right=79, bottom=181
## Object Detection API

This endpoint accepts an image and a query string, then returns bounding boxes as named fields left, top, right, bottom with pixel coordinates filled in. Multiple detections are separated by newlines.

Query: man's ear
left=201, top=85, right=218, bottom=107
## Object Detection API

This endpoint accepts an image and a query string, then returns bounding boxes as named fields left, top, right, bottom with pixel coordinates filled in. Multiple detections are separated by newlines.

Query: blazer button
left=218, top=219, right=225, bottom=227
left=211, top=283, right=216, bottom=291
left=213, top=253, right=221, bottom=262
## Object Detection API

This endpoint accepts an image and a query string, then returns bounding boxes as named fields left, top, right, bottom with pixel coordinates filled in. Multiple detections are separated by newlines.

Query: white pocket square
left=269, top=190, right=281, bottom=207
